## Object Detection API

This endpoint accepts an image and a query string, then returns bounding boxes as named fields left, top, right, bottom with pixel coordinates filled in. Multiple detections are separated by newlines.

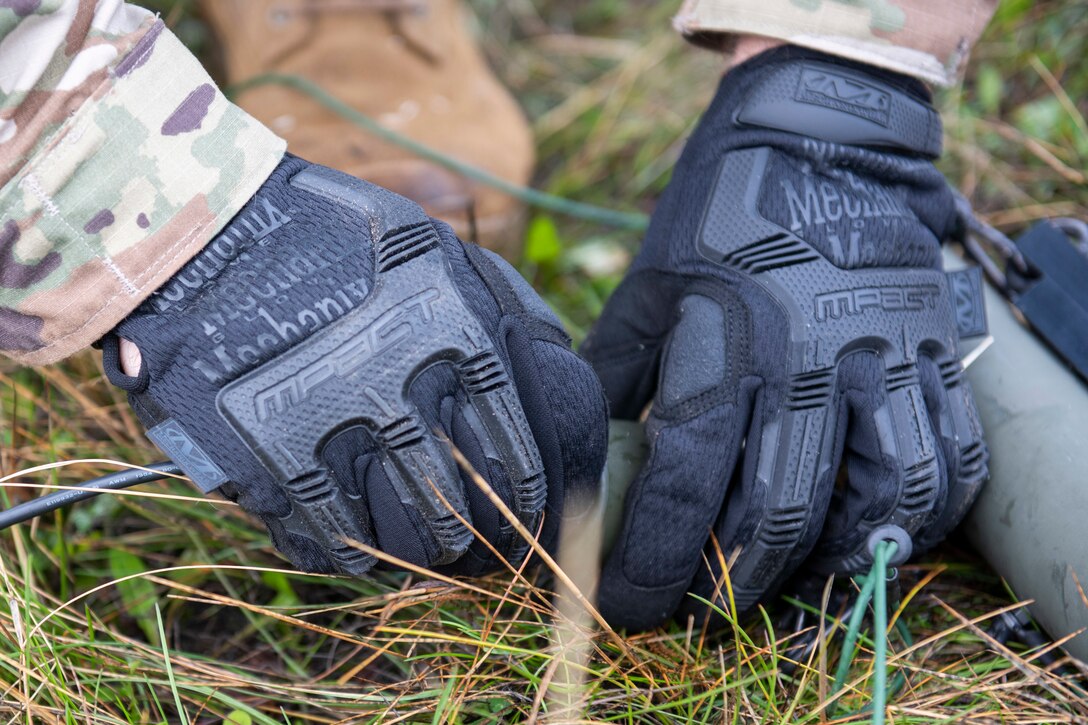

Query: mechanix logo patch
left=947, top=266, right=989, bottom=339
left=149, top=197, right=293, bottom=315
left=147, top=418, right=228, bottom=493
left=796, top=67, right=892, bottom=126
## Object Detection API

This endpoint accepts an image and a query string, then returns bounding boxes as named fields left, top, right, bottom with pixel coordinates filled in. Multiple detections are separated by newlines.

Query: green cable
left=831, top=540, right=900, bottom=723
left=226, top=73, right=651, bottom=232
left=871, top=541, right=896, bottom=725
left=833, top=568, right=877, bottom=696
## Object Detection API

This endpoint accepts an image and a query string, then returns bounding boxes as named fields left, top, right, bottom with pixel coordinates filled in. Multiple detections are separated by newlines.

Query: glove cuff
left=729, top=46, right=942, bottom=158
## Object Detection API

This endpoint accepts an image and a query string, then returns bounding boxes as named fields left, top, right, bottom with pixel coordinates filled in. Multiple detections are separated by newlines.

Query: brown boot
left=201, top=0, right=535, bottom=257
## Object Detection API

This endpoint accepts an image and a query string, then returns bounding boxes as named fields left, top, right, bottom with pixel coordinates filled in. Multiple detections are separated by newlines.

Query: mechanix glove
left=581, top=47, right=989, bottom=630
left=100, top=154, right=607, bottom=577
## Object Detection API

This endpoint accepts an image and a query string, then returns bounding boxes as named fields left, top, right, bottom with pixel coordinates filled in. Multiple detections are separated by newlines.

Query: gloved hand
left=100, top=154, right=607, bottom=577
left=581, top=47, right=989, bottom=629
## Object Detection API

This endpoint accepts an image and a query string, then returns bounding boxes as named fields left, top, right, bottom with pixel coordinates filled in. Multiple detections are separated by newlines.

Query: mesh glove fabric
left=101, top=154, right=608, bottom=577
left=581, top=47, right=989, bottom=630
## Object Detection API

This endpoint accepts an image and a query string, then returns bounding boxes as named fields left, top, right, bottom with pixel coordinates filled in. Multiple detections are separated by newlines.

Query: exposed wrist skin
left=120, top=338, right=141, bottom=376
left=729, top=35, right=786, bottom=69
left=0, top=1, right=285, bottom=366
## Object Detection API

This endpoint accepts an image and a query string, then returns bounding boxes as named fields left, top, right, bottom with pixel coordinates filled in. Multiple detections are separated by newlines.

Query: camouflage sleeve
left=674, top=0, right=998, bottom=87
left=0, top=0, right=286, bottom=366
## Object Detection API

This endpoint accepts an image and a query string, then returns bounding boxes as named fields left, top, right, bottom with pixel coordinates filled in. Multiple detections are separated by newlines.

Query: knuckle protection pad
left=927, top=366, right=989, bottom=541
left=212, top=166, right=545, bottom=573
left=821, top=368, right=942, bottom=574
left=697, top=146, right=962, bottom=575
left=941, top=365, right=988, bottom=487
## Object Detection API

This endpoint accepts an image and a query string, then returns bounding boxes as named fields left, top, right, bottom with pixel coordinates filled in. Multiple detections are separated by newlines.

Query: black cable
left=0, top=461, right=181, bottom=531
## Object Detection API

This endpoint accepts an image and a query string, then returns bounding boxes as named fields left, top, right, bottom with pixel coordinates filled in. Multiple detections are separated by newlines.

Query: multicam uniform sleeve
left=675, top=0, right=998, bottom=87
left=0, top=0, right=286, bottom=366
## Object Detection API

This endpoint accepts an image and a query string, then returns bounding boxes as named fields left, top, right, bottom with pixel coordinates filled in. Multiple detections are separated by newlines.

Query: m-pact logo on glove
left=814, top=285, right=941, bottom=322
left=795, top=66, right=892, bottom=127
left=252, top=288, right=442, bottom=423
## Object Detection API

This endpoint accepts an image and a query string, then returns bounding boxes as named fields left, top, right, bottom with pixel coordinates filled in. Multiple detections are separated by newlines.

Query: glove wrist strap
left=734, top=57, right=943, bottom=157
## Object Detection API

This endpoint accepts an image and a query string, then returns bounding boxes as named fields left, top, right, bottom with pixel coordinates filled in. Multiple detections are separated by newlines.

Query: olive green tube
left=600, top=251, right=1088, bottom=659
left=600, top=420, right=649, bottom=557
left=954, top=250, right=1088, bottom=662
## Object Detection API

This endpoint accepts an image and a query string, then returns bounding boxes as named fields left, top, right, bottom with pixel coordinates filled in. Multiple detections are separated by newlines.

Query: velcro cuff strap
left=735, top=60, right=942, bottom=157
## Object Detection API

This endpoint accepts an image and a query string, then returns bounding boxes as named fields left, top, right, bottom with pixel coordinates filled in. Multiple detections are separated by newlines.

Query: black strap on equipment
left=955, top=192, right=1088, bottom=383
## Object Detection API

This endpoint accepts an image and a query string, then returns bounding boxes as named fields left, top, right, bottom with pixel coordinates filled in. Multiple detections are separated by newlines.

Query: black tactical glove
left=581, top=47, right=989, bottom=630
left=101, top=154, right=607, bottom=577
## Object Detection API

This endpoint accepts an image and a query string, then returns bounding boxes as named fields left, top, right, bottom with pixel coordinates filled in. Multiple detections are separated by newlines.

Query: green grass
left=4, top=1, right=1088, bottom=722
